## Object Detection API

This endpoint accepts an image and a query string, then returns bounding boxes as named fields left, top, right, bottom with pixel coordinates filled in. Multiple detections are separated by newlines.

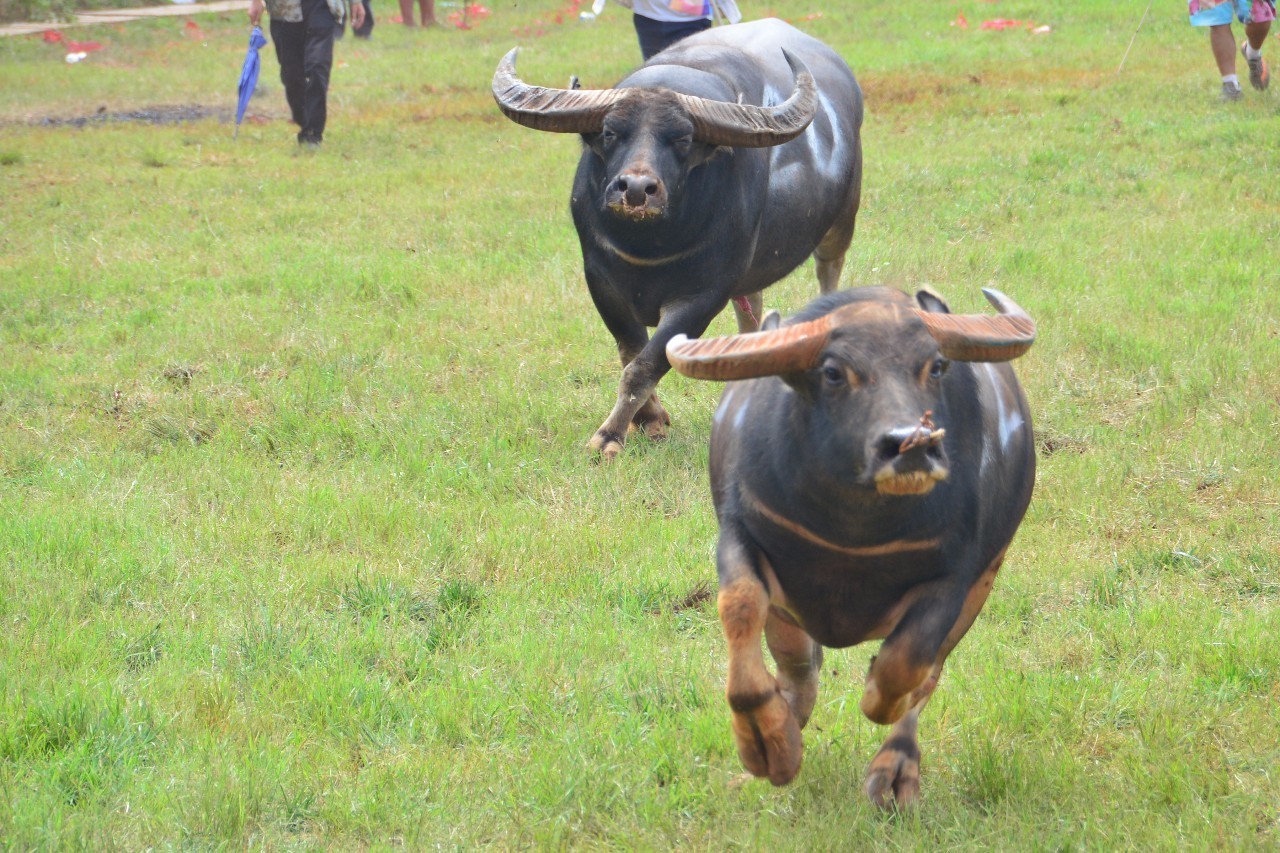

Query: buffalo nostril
left=875, top=435, right=904, bottom=462
left=875, top=428, right=920, bottom=462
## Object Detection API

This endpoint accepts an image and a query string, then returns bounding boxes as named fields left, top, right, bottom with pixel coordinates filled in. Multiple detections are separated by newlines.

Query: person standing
left=248, top=0, right=365, bottom=146
left=631, top=0, right=713, bottom=61
left=1188, top=0, right=1273, bottom=100
left=398, top=0, right=436, bottom=27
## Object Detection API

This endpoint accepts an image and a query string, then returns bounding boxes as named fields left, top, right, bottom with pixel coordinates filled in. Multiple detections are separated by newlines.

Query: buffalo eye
left=930, top=357, right=950, bottom=379
left=821, top=364, right=845, bottom=387
left=673, top=134, right=692, bottom=156
left=600, top=128, right=617, bottom=147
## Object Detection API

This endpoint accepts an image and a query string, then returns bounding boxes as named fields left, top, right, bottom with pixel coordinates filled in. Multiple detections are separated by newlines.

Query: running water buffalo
left=492, top=19, right=863, bottom=460
left=666, top=286, right=1037, bottom=807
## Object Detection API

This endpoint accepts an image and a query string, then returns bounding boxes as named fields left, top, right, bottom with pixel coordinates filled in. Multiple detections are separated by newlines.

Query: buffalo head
left=667, top=287, right=1036, bottom=496
left=492, top=47, right=819, bottom=222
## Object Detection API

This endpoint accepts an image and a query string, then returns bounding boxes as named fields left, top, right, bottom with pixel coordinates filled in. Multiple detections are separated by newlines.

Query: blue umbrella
left=234, top=26, right=268, bottom=139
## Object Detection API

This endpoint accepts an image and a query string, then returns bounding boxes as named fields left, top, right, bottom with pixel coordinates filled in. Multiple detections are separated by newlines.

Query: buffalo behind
left=493, top=19, right=863, bottom=460
left=668, top=286, right=1038, bottom=807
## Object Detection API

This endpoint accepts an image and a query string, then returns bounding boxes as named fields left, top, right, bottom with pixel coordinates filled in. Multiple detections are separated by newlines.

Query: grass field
left=2, top=0, right=1279, bottom=846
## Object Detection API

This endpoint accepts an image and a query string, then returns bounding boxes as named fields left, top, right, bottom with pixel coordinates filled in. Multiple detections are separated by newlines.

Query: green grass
left=2, top=0, right=1279, bottom=846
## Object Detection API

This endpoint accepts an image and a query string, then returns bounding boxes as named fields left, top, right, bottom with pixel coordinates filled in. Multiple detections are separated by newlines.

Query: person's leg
left=632, top=14, right=663, bottom=61
left=632, top=13, right=710, bottom=60
left=270, top=19, right=307, bottom=126
left=418, top=0, right=436, bottom=26
left=299, top=0, right=336, bottom=144
left=1244, top=19, right=1272, bottom=46
left=660, top=17, right=711, bottom=51
left=1245, top=0, right=1275, bottom=47
left=1209, top=22, right=1238, bottom=75
left=1240, top=1, right=1274, bottom=88
left=398, top=0, right=415, bottom=26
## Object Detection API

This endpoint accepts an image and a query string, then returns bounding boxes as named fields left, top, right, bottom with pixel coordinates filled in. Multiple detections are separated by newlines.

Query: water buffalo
left=492, top=18, right=863, bottom=459
left=666, top=286, right=1037, bottom=807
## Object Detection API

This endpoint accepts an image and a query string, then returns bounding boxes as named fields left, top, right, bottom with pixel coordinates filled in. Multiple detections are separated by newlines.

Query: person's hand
left=349, top=1, right=365, bottom=30
left=248, top=0, right=264, bottom=26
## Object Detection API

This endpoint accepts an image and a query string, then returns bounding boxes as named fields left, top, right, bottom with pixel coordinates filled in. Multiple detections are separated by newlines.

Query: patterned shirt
left=266, top=0, right=348, bottom=24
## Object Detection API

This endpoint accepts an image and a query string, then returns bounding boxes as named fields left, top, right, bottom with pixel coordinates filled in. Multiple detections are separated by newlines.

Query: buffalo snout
left=608, top=171, right=668, bottom=217
left=869, top=423, right=949, bottom=496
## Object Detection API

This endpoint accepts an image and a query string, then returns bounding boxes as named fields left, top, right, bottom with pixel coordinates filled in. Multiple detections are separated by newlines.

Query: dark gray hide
left=669, top=286, right=1036, bottom=807
left=493, top=18, right=863, bottom=459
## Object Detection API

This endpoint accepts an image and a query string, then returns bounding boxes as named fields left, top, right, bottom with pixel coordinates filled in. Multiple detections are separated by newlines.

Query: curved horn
left=673, top=49, right=819, bottom=148
left=913, top=288, right=1037, bottom=362
left=667, top=305, right=859, bottom=381
left=492, top=47, right=624, bottom=133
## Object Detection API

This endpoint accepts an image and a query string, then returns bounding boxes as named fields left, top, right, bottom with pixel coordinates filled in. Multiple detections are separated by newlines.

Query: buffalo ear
left=915, top=288, right=951, bottom=314
left=690, top=142, right=729, bottom=168
left=760, top=310, right=782, bottom=332
left=778, top=369, right=816, bottom=400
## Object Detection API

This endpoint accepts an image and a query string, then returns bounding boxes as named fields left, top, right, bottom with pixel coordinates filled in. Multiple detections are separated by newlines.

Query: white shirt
left=631, top=0, right=712, bottom=23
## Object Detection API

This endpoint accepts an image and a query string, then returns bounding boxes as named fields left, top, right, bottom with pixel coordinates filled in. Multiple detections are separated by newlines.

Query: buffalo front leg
left=863, top=677, right=933, bottom=809
left=587, top=356, right=667, bottom=460
left=862, top=557, right=1006, bottom=809
left=718, top=536, right=803, bottom=786
left=616, top=341, right=670, bottom=443
left=586, top=295, right=721, bottom=460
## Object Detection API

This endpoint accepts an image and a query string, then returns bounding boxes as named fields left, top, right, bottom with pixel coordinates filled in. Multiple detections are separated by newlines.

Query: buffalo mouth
left=605, top=197, right=666, bottom=221
left=870, top=418, right=949, bottom=496
left=873, top=465, right=949, bottom=496
left=871, top=439, right=949, bottom=496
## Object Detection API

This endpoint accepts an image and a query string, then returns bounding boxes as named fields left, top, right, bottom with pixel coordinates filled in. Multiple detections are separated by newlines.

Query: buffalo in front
left=667, top=286, right=1038, bottom=807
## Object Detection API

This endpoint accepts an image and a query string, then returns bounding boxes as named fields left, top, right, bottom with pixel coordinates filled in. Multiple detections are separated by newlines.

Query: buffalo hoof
left=632, top=395, right=671, bottom=441
left=634, top=411, right=670, bottom=441
left=730, top=689, right=803, bottom=787
left=588, top=429, right=625, bottom=461
left=864, top=735, right=921, bottom=809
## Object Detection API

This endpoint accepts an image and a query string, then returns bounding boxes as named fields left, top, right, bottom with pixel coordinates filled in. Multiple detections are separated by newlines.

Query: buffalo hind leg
left=718, top=538, right=803, bottom=785
left=765, top=607, right=822, bottom=729
left=814, top=162, right=860, bottom=294
left=861, top=557, right=1006, bottom=808
left=731, top=292, right=764, bottom=333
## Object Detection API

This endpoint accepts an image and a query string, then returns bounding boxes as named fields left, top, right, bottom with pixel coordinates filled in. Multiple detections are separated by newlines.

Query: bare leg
left=1210, top=23, right=1237, bottom=76
left=1245, top=20, right=1271, bottom=51
left=398, top=0, right=416, bottom=26
left=419, top=0, right=437, bottom=26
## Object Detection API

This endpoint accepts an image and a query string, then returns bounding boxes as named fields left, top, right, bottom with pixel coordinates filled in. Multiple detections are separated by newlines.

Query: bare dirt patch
left=27, top=103, right=232, bottom=128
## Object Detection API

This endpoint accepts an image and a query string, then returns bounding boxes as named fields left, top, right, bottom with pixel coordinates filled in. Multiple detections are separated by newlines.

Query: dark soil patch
left=32, top=103, right=232, bottom=128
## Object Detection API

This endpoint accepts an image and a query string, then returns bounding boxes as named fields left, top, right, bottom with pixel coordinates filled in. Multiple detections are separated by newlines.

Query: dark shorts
left=633, top=14, right=712, bottom=61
